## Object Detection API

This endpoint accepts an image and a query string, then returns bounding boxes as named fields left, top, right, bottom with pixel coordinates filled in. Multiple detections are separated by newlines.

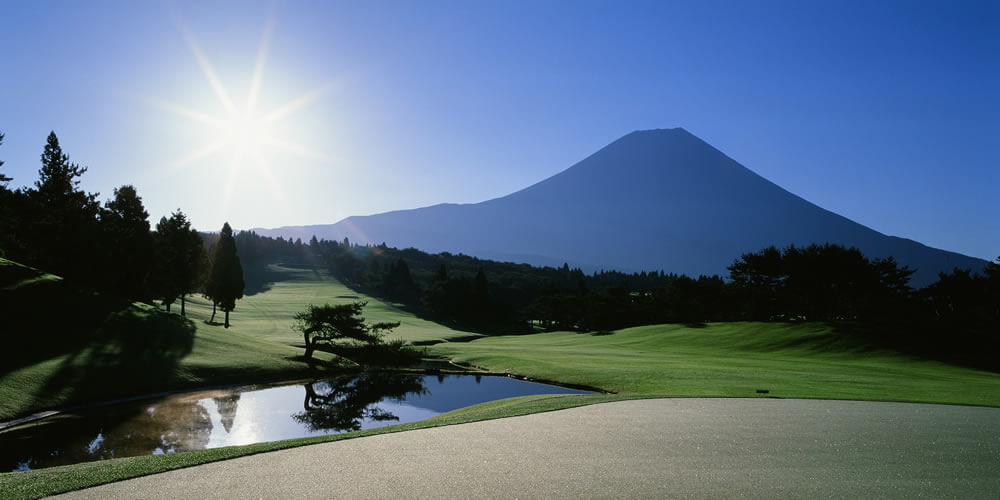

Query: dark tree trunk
left=225, top=310, right=230, bottom=328
left=304, top=331, right=314, bottom=359
left=210, top=301, right=217, bottom=323
left=181, top=294, right=186, bottom=316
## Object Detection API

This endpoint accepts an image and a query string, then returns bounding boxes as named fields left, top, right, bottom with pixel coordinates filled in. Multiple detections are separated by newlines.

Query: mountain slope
left=255, top=128, right=986, bottom=285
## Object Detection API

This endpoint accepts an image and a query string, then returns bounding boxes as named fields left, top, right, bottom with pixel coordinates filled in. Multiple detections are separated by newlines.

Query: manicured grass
left=0, top=262, right=477, bottom=422
left=3, top=257, right=999, bottom=498
left=430, top=323, right=1000, bottom=407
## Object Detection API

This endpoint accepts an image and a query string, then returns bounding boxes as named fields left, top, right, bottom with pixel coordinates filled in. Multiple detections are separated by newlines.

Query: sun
left=149, top=11, right=334, bottom=205
left=220, top=109, right=272, bottom=160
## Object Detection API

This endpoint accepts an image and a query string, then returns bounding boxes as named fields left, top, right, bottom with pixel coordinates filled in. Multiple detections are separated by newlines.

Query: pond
left=0, top=373, right=589, bottom=472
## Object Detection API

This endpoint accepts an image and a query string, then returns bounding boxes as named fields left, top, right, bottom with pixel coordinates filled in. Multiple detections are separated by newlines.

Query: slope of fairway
left=430, top=323, right=1000, bottom=406
left=0, top=262, right=477, bottom=421
left=181, top=264, right=480, bottom=346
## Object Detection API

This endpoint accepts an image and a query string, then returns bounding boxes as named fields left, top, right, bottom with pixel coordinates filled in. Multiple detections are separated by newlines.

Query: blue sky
left=0, top=0, right=997, bottom=260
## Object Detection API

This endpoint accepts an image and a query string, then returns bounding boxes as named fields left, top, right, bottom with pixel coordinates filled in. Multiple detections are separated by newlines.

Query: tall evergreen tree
left=179, top=222, right=206, bottom=316
left=0, top=131, right=10, bottom=186
left=0, top=131, right=15, bottom=257
left=101, top=185, right=153, bottom=300
left=205, top=222, right=245, bottom=328
left=24, top=132, right=101, bottom=281
left=203, top=237, right=221, bottom=322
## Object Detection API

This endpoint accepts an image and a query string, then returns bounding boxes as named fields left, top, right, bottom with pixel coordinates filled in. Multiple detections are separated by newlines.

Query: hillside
left=431, top=322, right=1000, bottom=406
left=255, top=128, right=986, bottom=285
left=0, top=259, right=472, bottom=422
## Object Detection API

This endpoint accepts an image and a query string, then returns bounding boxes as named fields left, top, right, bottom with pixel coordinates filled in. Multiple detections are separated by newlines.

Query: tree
left=23, top=132, right=101, bottom=281
left=293, top=373, right=425, bottom=432
left=381, top=258, right=417, bottom=301
left=151, top=210, right=205, bottom=315
left=101, top=185, right=153, bottom=300
left=0, top=131, right=18, bottom=257
left=293, top=301, right=402, bottom=361
left=205, top=222, right=245, bottom=328
left=0, top=131, right=10, bottom=186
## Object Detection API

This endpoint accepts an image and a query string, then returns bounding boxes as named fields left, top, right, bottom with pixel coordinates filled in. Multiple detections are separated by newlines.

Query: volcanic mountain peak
left=254, top=129, right=985, bottom=285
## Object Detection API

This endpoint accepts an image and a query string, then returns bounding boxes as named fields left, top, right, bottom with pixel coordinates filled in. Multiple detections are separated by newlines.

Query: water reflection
left=295, top=372, right=426, bottom=432
left=0, top=373, right=587, bottom=471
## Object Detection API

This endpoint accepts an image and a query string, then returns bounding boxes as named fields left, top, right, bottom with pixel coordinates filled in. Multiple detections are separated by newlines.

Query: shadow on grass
left=740, top=321, right=999, bottom=372
left=0, top=274, right=133, bottom=377
left=241, top=263, right=288, bottom=296
left=27, top=306, right=196, bottom=414
left=744, top=323, right=888, bottom=355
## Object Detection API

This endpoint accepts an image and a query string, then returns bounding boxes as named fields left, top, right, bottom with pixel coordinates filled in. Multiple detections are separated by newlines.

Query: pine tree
left=102, top=185, right=153, bottom=300
left=434, top=263, right=448, bottom=282
left=25, top=132, right=101, bottom=281
left=205, top=222, right=245, bottom=328
left=151, top=210, right=204, bottom=315
left=0, top=131, right=15, bottom=258
left=0, top=131, right=11, bottom=185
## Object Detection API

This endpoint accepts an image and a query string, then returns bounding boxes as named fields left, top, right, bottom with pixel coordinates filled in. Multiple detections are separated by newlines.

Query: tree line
left=0, top=131, right=246, bottom=326
left=229, top=231, right=999, bottom=368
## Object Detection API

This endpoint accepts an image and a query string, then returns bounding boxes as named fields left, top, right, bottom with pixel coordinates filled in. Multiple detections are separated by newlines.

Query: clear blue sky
left=1, top=0, right=997, bottom=260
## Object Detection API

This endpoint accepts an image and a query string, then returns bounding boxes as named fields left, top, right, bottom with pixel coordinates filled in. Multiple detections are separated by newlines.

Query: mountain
left=254, top=128, right=986, bottom=285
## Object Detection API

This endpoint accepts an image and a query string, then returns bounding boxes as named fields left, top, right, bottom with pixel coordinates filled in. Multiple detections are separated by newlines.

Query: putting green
left=52, top=398, right=1000, bottom=499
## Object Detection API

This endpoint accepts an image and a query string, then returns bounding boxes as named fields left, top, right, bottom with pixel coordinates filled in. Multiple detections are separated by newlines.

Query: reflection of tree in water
left=293, top=372, right=426, bottom=432
left=213, top=394, right=242, bottom=433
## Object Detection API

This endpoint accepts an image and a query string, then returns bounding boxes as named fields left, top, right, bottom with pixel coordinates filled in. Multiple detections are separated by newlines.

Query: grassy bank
left=3, top=258, right=1000, bottom=498
left=430, top=322, right=1000, bottom=407
left=0, top=260, right=476, bottom=422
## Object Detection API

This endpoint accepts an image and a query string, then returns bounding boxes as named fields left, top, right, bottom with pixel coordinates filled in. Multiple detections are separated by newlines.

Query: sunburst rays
left=153, top=7, right=335, bottom=210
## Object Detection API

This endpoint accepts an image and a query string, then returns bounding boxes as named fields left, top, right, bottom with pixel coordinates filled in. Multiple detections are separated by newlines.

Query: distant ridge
left=253, top=128, right=986, bottom=285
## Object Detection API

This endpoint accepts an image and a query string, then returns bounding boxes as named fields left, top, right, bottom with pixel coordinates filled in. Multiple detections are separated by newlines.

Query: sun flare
left=150, top=11, right=334, bottom=206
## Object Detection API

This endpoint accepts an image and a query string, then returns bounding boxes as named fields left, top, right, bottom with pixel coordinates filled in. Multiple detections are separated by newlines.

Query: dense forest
left=0, top=131, right=246, bottom=326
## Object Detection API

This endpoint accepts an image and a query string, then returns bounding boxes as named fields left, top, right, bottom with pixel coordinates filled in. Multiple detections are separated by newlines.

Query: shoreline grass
left=2, top=259, right=999, bottom=498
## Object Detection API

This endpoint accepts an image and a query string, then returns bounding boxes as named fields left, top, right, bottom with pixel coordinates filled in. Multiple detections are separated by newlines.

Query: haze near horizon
left=0, top=0, right=996, bottom=259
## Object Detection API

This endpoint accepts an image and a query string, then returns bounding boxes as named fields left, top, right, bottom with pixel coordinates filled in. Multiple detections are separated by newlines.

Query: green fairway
left=430, top=323, right=1000, bottom=407
left=0, top=261, right=477, bottom=422
left=3, top=258, right=1000, bottom=498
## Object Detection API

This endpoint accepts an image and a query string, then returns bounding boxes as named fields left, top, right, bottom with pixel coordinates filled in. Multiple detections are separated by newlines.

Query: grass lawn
left=0, top=260, right=477, bottom=422
left=2, top=258, right=999, bottom=498
left=429, top=322, right=1000, bottom=407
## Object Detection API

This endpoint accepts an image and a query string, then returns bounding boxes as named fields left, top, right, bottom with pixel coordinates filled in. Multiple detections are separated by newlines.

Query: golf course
left=2, top=260, right=998, bottom=498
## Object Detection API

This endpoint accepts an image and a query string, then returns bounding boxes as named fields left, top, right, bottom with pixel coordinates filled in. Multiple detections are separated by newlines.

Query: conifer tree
left=0, top=131, right=10, bottom=185
left=205, top=222, right=245, bottom=328
left=0, top=131, right=15, bottom=258
left=25, top=132, right=101, bottom=281
left=102, top=185, right=153, bottom=300
left=151, top=210, right=204, bottom=314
